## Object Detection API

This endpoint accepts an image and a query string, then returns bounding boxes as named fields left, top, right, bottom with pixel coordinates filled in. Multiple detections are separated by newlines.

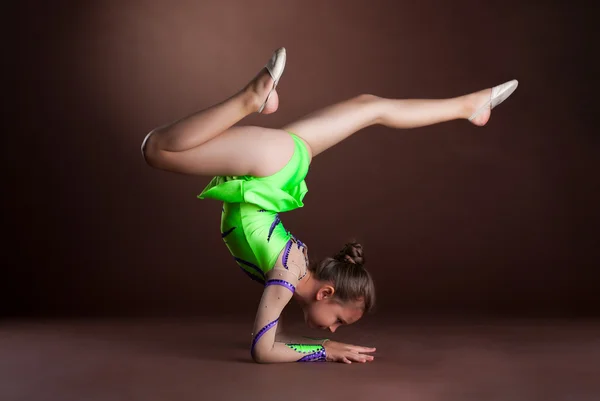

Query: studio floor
left=1, top=317, right=598, bottom=401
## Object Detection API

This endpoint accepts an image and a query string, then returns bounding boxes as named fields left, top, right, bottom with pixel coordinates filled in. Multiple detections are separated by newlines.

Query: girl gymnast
left=141, top=47, right=518, bottom=364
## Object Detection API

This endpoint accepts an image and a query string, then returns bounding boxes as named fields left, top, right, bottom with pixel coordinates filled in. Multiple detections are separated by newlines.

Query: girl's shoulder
left=272, top=238, right=309, bottom=280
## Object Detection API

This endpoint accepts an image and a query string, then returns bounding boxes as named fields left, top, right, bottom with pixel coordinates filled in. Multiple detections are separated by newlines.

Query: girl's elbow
left=251, top=350, right=270, bottom=364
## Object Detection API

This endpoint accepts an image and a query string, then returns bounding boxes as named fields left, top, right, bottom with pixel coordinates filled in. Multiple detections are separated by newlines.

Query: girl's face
left=303, top=296, right=364, bottom=333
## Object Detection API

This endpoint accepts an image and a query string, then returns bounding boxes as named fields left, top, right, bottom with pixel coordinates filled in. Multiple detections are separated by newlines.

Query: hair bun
left=334, top=242, right=365, bottom=267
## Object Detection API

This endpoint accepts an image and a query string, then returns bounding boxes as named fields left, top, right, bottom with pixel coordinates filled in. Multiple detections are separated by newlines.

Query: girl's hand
left=323, top=340, right=376, bottom=364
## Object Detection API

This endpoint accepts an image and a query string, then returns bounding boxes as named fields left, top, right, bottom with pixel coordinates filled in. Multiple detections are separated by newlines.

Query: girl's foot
left=245, top=68, right=279, bottom=114
left=244, top=48, right=286, bottom=115
left=466, top=79, right=519, bottom=126
left=465, top=88, right=493, bottom=126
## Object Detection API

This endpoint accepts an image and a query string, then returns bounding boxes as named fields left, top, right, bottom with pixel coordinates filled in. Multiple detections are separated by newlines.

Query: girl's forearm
left=253, top=341, right=327, bottom=363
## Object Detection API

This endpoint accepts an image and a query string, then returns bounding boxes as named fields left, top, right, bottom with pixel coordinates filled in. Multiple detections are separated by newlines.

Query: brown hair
left=308, top=241, right=376, bottom=313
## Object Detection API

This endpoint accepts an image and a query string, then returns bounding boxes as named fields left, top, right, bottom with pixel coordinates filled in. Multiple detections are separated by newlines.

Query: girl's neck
left=292, top=269, right=317, bottom=306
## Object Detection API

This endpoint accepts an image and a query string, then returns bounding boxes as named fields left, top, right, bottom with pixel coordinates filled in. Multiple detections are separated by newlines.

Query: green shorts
left=197, top=131, right=310, bottom=283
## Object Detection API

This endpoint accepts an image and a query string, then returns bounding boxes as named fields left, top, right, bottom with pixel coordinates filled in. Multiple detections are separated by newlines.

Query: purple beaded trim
left=251, top=317, right=279, bottom=355
left=298, top=346, right=327, bottom=362
left=265, top=279, right=295, bottom=293
left=298, top=269, right=307, bottom=281
left=267, top=214, right=281, bottom=242
left=291, top=236, right=309, bottom=264
left=282, top=240, right=293, bottom=269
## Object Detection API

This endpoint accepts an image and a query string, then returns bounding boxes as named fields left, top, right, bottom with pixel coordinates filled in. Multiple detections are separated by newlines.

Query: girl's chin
left=307, top=320, right=326, bottom=330
left=307, top=318, right=320, bottom=329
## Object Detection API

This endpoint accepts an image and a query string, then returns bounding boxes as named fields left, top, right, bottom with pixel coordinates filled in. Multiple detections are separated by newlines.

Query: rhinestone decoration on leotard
left=282, top=239, right=293, bottom=269
left=290, top=237, right=309, bottom=279
left=285, top=344, right=323, bottom=353
left=291, top=236, right=309, bottom=262
left=251, top=317, right=280, bottom=355
left=267, top=214, right=281, bottom=242
left=265, top=279, right=295, bottom=293
left=297, top=346, right=327, bottom=362
left=285, top=344, right=326, bottom=362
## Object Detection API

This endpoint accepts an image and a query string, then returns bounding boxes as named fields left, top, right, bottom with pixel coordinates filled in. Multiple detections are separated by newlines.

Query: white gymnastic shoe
left=258, top=47, right=287, bottom=113
left=468, top=79, right=519, bottom=122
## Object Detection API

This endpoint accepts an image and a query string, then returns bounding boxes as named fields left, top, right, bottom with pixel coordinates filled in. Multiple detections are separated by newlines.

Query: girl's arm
left=250, top=267, right=326, bottom=363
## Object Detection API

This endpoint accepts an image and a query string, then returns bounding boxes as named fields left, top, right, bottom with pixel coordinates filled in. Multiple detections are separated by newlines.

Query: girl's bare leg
left=282, top=88, right=493, bottom=157
left=144, top=73, right=495, bottom=176
left=143, top=67, right=297, bottom=177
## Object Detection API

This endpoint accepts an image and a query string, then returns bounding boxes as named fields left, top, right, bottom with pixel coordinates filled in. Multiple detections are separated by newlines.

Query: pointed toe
left=258, top=47, right=287, bottom=113
left=490, top=79, right=518, bottom=109
left=468, top=79, right=519, bottom=121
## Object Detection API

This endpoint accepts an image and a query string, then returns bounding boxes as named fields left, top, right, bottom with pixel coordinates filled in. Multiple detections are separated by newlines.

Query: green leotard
left=197, top=131, right=310, bottom=283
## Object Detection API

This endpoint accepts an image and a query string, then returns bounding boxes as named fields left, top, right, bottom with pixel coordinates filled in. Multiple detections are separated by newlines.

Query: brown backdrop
left=5, top=0, right=597, bottom=318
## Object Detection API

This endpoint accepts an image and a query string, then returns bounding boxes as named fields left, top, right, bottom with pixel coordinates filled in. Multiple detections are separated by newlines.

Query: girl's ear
left=316, top=285, right=335, bottom=301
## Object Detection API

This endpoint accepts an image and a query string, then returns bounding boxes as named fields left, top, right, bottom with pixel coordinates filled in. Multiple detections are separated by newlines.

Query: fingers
left=345, top=352, right=374, bottom=363
left=349, top=346, right=376, bottom=353
left=327, top=342, right=377, bottom=364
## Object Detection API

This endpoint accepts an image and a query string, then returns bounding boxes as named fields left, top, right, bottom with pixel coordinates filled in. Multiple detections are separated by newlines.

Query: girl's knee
left=353, top=93, right=380, bottom=103
left=352, top=94, right=383, bottom=125
left=141, top=130, right=161, bottom=167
